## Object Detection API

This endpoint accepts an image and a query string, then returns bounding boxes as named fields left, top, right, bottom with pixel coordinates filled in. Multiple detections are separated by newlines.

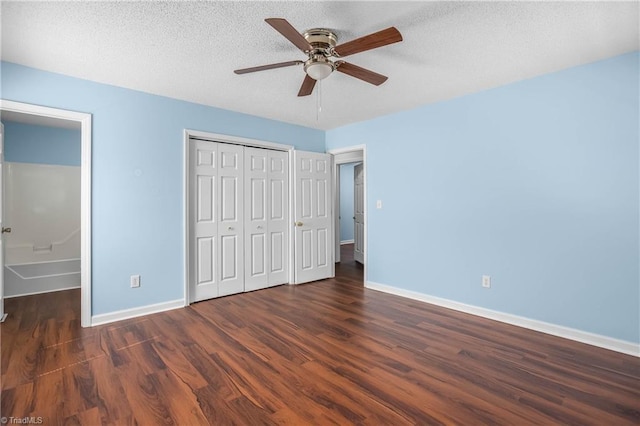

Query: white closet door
left=267, top=150, right=289, bottom=286
left=293, top=150, right=333, bottom=284
left=190, top=139, right=290, bottom=302
left=190, top=140, right=219, bottom=302
left=244, top=148, right=289, bottom=291
left=217, top=143, right=244, bottom=296
left=244, top=148, right=269, bottom=291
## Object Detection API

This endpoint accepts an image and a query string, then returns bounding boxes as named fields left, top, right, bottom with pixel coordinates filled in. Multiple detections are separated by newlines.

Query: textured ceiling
left=1, top=1, right=638, bottom=130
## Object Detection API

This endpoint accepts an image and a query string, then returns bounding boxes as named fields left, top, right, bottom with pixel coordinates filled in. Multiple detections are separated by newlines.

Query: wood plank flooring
left=1, top=245, right=638, bottom=425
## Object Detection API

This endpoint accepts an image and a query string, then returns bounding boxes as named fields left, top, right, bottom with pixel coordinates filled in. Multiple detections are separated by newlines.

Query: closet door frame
left=183, top=129, right=293, bottom=304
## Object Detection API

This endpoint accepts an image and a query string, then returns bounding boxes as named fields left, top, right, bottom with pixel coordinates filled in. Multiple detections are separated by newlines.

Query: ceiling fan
left=234, top=18, right=403, bottom=97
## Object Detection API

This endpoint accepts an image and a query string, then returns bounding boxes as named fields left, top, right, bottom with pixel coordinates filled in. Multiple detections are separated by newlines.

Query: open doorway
left=330, top=146, right=366, bottom=282
left=0, top=100, right=92, bottom=326
left=338, top=162, right=364, bottom=263
left=2, top=118, right=81, bottom=299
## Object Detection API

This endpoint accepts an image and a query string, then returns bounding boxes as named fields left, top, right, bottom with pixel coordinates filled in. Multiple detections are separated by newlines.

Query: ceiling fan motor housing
left=303, top=28, right=338, bottom=53
left=302, top=28, right=339, bottom=80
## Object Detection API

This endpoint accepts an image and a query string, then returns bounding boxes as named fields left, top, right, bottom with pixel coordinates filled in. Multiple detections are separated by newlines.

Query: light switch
left=376, top=200, right=382, bottom=209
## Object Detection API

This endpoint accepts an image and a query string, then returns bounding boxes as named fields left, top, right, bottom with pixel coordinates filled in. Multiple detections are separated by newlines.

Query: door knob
left=227, top=226, right=234, bottom=231
left=1, top=227, right=11, bottom=234
left=295, top=221, right=303, bottom=227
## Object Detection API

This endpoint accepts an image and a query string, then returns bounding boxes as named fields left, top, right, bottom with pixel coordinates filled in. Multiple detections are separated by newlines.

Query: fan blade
left=298, top=74, right=316, bottom=96
left=234, top=60, right=303, bottom=75
left=333, top=27, right=402, bottom=57
left=336, top=62, right=388, bottom=86
left=265, top=18, right=312, bottom=52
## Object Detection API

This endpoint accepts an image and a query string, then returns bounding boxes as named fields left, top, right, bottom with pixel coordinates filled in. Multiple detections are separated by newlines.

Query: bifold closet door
left=217, top=143, right=244, bottom=296
left=190, top=140, right=244, bottom=302
left=190, top=140, right=219, bottom=302
left=244, top=148, right=288, bottom=291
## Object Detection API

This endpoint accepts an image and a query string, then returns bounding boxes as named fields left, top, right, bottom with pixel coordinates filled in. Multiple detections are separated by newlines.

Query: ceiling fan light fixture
left=304, top=57, right=334, bottom=80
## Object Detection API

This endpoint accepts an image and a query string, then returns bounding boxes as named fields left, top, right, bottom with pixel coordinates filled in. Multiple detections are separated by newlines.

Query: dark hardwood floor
left=1, top=245, right=638, bottom=425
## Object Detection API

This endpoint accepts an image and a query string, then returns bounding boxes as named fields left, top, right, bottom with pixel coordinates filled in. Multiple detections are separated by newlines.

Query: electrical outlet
left=130, top=274, right=141, bottom=288
left=482, top=275, right=491, bottom=288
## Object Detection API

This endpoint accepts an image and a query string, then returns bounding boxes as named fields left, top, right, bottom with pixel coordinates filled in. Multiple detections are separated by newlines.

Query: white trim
left=91, top=298, right=183, bottom=326
left=366, top=281, right=640, bottom=357
left=183, top=130, right=190, bottom=306
left=0, top=100, right=92, bottom=327
left=5, top=285, right=80, bottom=299
left=183, top=129, right=295, bottom=302
left=334, top=165, right=340, bottom=263
left=185, top=129, right=293, bottom=152
left=340, top=239, right=355, bottom=245
left=330, top=145, right=366, bottom=161
left=288, top=148, right=295, bottom=284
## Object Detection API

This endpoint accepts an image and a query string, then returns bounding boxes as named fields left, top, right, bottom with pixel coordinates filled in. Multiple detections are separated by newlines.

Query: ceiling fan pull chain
left=316, top=79, right=322, bottom=121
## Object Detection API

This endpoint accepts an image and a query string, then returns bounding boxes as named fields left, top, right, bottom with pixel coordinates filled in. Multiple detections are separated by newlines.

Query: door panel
left=317, top=228, right=328, bottom=266
left=271, top=181, right=284, bottom=219
left=197, top=237, right=214, bottom=284
left=270, top=232, right=284, bottom=273
left=244, top=147, right=268, bottom=291
left=251, top=180, right=265, bottom=220
left=197, top=176, right=215, bottom=222
left=354, top=163, right=365, bottom=264
left=251, top=234, right=266, bottom=273
left=294, top=151, right=333, bottom=283
left=244, top=148, right=289, bottom=290
left=217, top=143, right=244, bottom=296
left=267, top=150, right=289, bottom=286
left=190, top=141, right=219, bottom=301
left=301, top=178, right=312, bottom=218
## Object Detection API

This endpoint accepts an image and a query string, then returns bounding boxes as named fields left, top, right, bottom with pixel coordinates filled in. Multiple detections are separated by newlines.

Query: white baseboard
left=91, top=299, right=184, bottom=326
left=340, top=239, right=355, bottom=245
left=366, top=281, right=639, bottom=357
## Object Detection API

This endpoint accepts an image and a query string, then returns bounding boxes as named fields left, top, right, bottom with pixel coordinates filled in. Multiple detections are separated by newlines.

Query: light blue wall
left=340, top=163, right=355, bottom=242
left=327, top=52, right=640, bottom=343
left=3, top=54, right=638, bottom=343
left=1, top=61, right=325, bottom=316
left=3, top=121, right=80, bottom=166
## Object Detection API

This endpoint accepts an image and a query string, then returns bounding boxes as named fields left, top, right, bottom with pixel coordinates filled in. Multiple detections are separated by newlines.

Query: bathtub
left=4, top=259, right=81, bottom=298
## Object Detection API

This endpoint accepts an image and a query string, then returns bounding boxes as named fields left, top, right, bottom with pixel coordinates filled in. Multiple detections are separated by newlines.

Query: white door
left=190, top=140, right=219, bottom=302
left=0, top=123, right=5, bottom=322
left=267, top=150, right=289, bottom=287
left=217, top=143, right=244, bottom=296
left=354, top=163, right=365, bottom=264
left=244, top=148, right=289, bottom=291
left=293, top=150, right=333, bottom=284
left=244, top=148, right=268, bottom=291
left=189, top=140, right=244, bottom=301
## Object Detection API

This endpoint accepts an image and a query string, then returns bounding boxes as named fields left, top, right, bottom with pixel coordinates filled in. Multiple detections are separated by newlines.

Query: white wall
left=5, top=162, right=81, bottom=264
left=339, top=163, right=355, bottom=243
